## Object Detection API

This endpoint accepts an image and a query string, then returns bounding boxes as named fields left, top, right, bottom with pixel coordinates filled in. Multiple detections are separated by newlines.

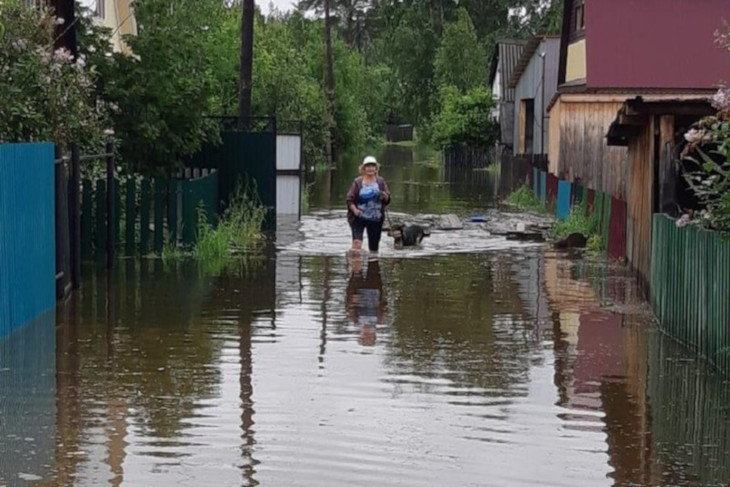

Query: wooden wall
left=548, top=96, right=628, bottom=199
left=626, top=120, right=654, bottom=291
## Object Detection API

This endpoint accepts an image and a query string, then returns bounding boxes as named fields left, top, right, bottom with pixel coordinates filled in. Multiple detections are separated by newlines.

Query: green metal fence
left=187, top=131, right=276, bottom=230
left=651, top=214, right=730, bottom=372
left=81, top=170, right=219, bottom=258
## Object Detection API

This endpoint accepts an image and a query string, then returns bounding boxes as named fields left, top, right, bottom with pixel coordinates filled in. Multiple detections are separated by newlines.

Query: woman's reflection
left=346, top=255, right=386, bottom=346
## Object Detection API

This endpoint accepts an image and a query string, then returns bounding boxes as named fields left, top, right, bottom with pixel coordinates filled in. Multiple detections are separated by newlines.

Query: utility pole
left=324, top=0, right=336, bottom=165
left=539, top=51, right=546, bottom=157
left=238, top=0, right=255, bottom=130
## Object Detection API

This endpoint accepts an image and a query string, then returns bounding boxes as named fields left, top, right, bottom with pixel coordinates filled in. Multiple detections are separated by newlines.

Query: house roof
left=561, top=0, right=730, bottom=90
left=489, top=40, right=527, bottom=102
left=507, top=35, right=561, bottom=88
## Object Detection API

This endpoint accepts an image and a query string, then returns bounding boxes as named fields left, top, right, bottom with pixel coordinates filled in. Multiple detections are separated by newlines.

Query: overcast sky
left=259, top=0, right=296, bottom=14
left=79, top=0, right=296, bottom=15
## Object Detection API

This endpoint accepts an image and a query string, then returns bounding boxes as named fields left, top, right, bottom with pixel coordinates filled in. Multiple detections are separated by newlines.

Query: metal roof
left=508, top=35, right=561, bottom=89
left=489, top=40, right=526, bottom=103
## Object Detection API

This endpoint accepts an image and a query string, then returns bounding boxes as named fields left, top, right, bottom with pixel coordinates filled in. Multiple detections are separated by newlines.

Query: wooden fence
left=385, top=124, right=414, bottom=143
left=651, top=214, right=730, bottom=372
left=80, top=169, right=219, bottom=259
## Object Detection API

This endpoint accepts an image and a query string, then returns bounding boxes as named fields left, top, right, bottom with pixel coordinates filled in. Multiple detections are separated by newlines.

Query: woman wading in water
left=346, top=156, right=391, bottom=254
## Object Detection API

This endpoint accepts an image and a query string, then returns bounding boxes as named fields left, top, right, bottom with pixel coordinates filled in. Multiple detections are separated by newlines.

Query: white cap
left=360, top=155, right=379, bottom=170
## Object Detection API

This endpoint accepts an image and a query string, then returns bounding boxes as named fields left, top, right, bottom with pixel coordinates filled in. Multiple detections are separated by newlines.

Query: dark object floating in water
left=553, top=232, right=587, bottom=249
left=505, top=231, right=545, bottom=242
left=390, top=224, right=431, bottom=249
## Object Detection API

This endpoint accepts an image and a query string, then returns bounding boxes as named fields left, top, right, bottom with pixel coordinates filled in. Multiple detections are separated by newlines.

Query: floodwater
left=2, top=147, right=730, bottom=487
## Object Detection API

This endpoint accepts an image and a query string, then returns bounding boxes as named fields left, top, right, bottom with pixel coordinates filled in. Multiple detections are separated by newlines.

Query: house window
left=570, top=0, right=586, bottom=41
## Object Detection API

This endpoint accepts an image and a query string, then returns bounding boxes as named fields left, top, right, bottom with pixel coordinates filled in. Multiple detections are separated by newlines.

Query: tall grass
left=301, top=183, right=312, bottom=214
left=504, top=183, right=546, bottom=213
left=224, top=180, right=268, bottom=252
left=549, top=202, right=604, bottom=251
left=192, top=179, right=268, bottom=272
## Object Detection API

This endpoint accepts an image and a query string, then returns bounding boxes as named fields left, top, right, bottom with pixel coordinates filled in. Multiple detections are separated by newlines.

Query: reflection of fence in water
left=0, top=311, right=56, bottom=484
left=647, top=330, right=730, bottom=485
left=443, top=162, right=498, bottom=202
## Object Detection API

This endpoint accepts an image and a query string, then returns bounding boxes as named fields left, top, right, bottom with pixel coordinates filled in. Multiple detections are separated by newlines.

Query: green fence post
left=140, top=179, right=151, bottom=255
left=95, top=179, right=107, bottom=259
left=81, top=179, right=93, bottom=259
left=153, top=179, right=166, bottom=253
left=114, top=179, right=122, bottom=246
left=125, top=179, right=136, bottom=256
left=167, top=179, right=179, bottom=246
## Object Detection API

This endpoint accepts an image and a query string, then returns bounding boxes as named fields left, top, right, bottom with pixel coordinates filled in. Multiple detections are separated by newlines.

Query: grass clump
left=194, top=205, right=232, bottom=266
left=504, top=183, right=546, bottom=212
left=193, top=179, right=268, bottom=273
left=224, top=180, right=267, bottom=252
left=548, top=202, right=604, bottom=251
left=161, top=239, right=186, bottom=264
left=301, top=183, right=312, bottom=214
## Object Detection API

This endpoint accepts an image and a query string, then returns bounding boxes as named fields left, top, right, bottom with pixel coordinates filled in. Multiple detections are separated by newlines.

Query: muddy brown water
left=2, top=148, right=730, bottom=486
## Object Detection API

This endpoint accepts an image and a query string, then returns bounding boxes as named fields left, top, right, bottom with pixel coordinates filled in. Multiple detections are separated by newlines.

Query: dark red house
left=549, top=0, right=730, bottom=287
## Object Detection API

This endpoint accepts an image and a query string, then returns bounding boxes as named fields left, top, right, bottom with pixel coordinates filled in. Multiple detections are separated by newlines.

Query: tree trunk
left=324, top=0, right=337, bottom=165
left=238, top=0, right=255, bottom=130
left=52, top=0, right=78, bottom=58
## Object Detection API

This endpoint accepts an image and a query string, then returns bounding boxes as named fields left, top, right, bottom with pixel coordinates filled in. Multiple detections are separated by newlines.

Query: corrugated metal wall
left=0, top=143, right=56, bottom=337
left=513, top=38, right=560, bottom=155
left=188, top=131, right=277, bottom=230
left=651, top=215, right=730, bottom=373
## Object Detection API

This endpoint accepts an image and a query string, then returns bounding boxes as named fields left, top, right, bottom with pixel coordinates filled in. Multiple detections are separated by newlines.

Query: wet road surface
left=2, top=147, right=730, bottom=486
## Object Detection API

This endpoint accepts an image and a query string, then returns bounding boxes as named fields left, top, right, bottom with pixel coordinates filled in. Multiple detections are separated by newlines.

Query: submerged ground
left=2, top=146, right=730, bottom=486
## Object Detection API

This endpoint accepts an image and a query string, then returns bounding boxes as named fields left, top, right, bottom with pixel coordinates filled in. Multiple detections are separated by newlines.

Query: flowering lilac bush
left=677, top=26, right=730, bottom=235
left=0, top=1, right=108, bottom=148
left=682, top=86, right=730, bottom=235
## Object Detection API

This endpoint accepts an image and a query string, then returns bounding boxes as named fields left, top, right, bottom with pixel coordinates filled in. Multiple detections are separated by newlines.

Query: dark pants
left=349, top=216, right=384, bottom=252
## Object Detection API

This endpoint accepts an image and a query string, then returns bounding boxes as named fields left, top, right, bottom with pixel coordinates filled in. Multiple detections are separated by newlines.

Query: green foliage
left=434, top=8, right=486, bottom=94
left=587, top=234, right=604, bottom=252
left=223, top=180, right=268, bottom=251
left=194, top=204, right=232, bottom=271
left=548, top=203, right=598, bottom=238
left=504, top=183, right=544, bottom=212
left=99, top=0, right=224, bottom=174
left=0, top=1, right=109, bottom=148
left=681, top=79, right=730, bottom=236
left=162, top=239, right=186, bottom=263
left=2, top=0, right=566, bottom=172
left=301, top=183, right=313, bottom=214
left=682, top=145, right=730, bottom=236
left=432, top=86, right=499, bottom=149
left=193, top=179, right=267, bottom=272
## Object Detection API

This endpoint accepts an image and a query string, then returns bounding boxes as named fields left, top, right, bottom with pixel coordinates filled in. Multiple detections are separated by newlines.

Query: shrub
left=0, top=1, right=109, bottom=147
left=504, top=183, right=545, bottom=212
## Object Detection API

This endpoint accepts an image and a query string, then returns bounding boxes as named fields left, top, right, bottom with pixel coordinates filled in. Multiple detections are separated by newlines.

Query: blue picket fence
left=0, top=143, right=56, bottom=337
left=557, top=180, right=572, bottom=219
